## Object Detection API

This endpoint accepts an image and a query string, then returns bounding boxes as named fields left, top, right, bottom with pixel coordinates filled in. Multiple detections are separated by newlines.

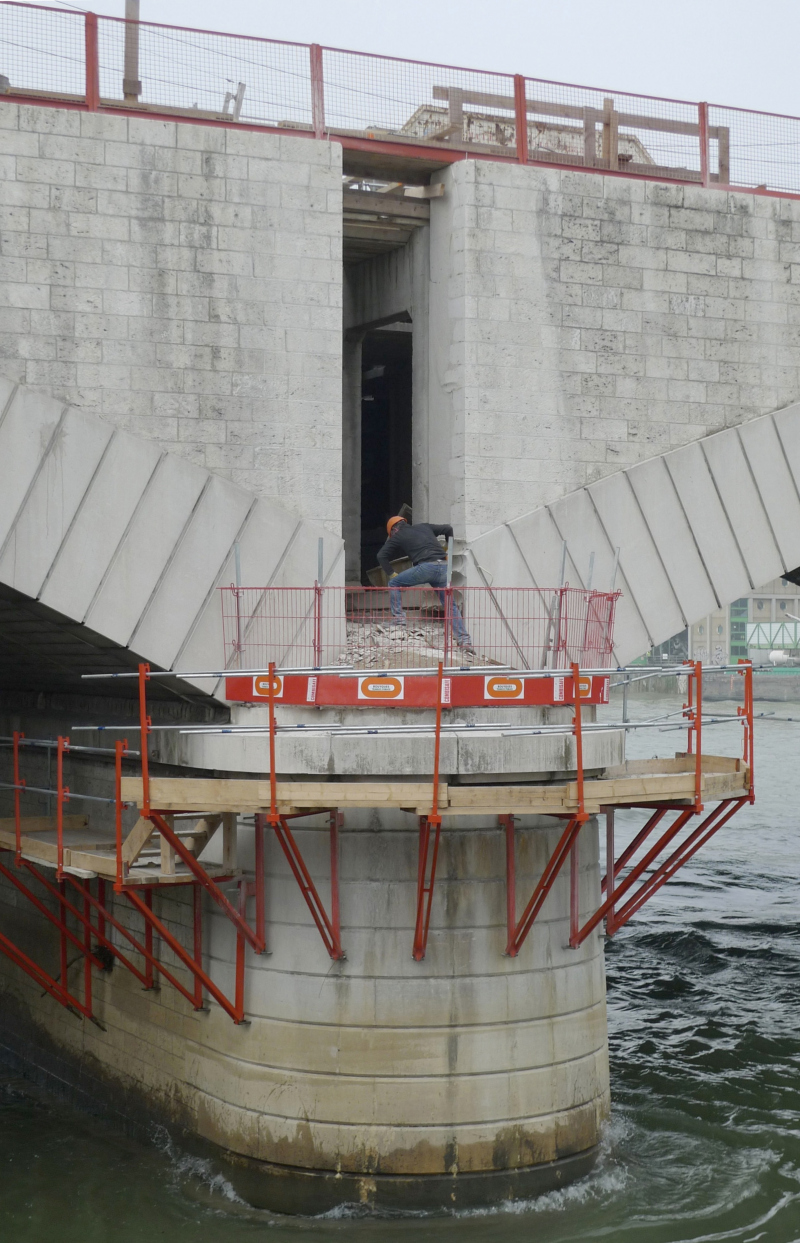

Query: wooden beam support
left=0, top=815, right=88, bottom=833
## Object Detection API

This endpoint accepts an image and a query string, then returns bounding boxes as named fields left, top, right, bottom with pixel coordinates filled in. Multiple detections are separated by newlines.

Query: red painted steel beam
left=413, top=813, right=443, bottom=961
left=612, top=798, right=746, bottom=930
left=601, top=806, right=668, bottom=893
left=146, top=810, right=264, bottom=954
left=570, top=806, right=696, bottom=946
left=0, top=926, right=88, bottom=1018
left=514, top=74, right=528, bottom=164
left=506, top=815, right=582, bottom=957
left=125, top=887, right=245, bottom=1022
left=84, top=11, right=99, bottom=111
left=272, top=815, right=344, bottom=959
left=21, top=859, right=148, bottom=987
left=0, top=856, right=105, bottom=971
left=61, top=870, right=149, bottom=987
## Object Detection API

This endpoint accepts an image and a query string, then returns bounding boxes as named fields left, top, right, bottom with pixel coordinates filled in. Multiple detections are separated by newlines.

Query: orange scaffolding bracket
left=505, top=663, right=588, bottom=957
left=270, top=811, right=345, bottom=960
left=412, top=661, right=445, bottom=961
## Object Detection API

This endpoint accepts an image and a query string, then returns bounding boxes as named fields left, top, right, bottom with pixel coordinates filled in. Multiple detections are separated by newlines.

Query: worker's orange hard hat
left=386, top=516, right=406, bottom=535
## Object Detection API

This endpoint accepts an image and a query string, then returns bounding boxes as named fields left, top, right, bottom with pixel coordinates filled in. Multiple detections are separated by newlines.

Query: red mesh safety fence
left=0, top=3, right=84, bottom=97
left=708, top=104, right=800, bottom=194
left=321, top=47, right=515, bottom=154
left=220, top=586, right=619, bottom=671
left=3, top=5, right=800, bottom=193
left=95, top=15, right=314, bottom=127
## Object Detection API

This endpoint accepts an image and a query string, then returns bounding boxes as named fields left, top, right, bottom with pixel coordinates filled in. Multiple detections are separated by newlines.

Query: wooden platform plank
left=0, top=815, right=88, bottom=833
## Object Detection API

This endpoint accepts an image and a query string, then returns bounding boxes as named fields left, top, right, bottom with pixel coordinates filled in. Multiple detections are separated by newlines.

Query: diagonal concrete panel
left=665, top=441, right=751, bottom=605
left=84, top=454, right=208, bottom=648
left=589, top=471, right=685, bottom=641
left=469, top=401, right=800, bottom=664
left=737, top=416, right=800, bottom=569
left=40, top=429, right=163, bottom=622
left=0, top=382, right=343, bottom=693
left=701, top=430, right=783, bottom=588
left=621, top=456, right=717, bottom=622
left=129, top=474, right=255, bottom=670
left=0, top=385, right=66, bottom=553
left=0, top=408, right=113, bottom=600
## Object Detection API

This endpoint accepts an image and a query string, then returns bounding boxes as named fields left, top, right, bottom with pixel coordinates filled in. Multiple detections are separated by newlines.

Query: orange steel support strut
left=124, top=663, right=269, bottom=1020
left=270, top=812, right=345, bottom=959
left=412, top=661, right=445, bottom=961
left=264, top=659, right=344, bottom=960
left=505, top=664, right=588, bottom=956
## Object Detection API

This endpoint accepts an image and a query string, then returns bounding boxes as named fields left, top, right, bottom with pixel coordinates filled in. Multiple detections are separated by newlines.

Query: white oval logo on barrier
left=253, top=674, right=283, bottom=699
left=484, top=675, right=524, bottom=700
left=358, top=676, right=404, bottom=700
left=578, top=676, right=592, bottom=699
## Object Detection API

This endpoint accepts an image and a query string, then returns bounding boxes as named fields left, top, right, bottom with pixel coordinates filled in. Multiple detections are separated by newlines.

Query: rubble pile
left=337, top=621, right=481, bottom=669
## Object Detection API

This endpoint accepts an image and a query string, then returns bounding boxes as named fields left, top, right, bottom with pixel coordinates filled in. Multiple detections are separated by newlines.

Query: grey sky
left=54, top=0, right=798, bottom=117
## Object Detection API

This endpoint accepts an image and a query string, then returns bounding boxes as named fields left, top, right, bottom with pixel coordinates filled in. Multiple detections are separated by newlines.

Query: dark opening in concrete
left=359, top=328, right=413, bottom=582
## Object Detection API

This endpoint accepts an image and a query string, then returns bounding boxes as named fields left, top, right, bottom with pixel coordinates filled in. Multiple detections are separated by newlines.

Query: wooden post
left=123, top=0, right=142, bottom=101
left=602, top=97, right=618, bottom=171
left=514, top=74, right=528, bottom=164
left=84, top=12, right=99, bottom=111
left=310, top=43, right=325, bottom=140
left=717, top=125, right=730, bottom=185
left=159, top=816, right=176, bottom=876
left=222, top=813, right=237, bottom=872
left=699, top=101, right=710, bottom=187
left=583, top=107, right=597, bottom=167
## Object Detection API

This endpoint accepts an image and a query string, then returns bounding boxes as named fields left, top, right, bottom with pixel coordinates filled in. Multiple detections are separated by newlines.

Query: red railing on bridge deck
left=219, top=585, right=620, bottom=675
left=3, top=2, right=800, bottom=198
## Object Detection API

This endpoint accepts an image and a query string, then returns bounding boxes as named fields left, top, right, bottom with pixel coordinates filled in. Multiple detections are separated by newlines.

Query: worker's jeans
left=388, top=561, right=472, bottom=645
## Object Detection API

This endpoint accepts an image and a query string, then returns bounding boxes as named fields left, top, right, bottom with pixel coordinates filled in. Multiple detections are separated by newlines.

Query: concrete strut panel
left=0, top=382, right=342, bottom=683
left=468, top=401, right=800, bottom=664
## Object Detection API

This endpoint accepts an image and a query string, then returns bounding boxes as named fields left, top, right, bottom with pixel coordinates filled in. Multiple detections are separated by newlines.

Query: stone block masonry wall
left=0, top=104, right=342, bottom=530
left=432, top=161, right=800, bottom=540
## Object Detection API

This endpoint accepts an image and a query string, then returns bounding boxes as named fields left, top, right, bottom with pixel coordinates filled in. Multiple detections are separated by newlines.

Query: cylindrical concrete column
left=196, top=811, right=608, bottom=1211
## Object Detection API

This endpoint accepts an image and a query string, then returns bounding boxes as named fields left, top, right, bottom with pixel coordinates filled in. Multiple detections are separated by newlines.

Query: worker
left=377, top=516, right=473, bottom=649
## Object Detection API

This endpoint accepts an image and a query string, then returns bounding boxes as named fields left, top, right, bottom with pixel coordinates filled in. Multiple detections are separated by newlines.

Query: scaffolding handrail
left=79, top=662, right=750, bottom=681
left=0, top=661, right=755, bottom=1022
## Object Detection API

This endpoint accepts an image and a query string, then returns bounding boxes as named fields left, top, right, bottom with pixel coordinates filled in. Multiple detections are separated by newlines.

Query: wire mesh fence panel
left=220, top=586, right=619, bottom=671
left=709, top=105, right=800, bottom=194
left=0, top=3, right=84, bottom=98
left=322, top=47, right=517, bottom=153
left=96, top=16, right=313, bottom=126
left=522, top=76, right=702, bottom=179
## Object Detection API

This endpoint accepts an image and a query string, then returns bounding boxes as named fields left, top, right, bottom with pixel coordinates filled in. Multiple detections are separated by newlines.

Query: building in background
left=646, top=579, right=800, bottom=667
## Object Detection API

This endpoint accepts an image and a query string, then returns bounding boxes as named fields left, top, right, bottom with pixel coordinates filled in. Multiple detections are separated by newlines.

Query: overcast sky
left=55, top=0, right=797, bottom=117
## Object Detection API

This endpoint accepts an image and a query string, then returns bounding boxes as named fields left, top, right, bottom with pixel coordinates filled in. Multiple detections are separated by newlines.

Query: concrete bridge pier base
left=196, top=809, right=609, bottom=1212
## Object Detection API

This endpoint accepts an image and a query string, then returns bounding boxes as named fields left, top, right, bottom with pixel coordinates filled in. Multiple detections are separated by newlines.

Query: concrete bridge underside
left=1, top=377, right=798, bottom=684
left=0, top=379, right=342, bottom=701
left=467, top=400, right=800, bottom=666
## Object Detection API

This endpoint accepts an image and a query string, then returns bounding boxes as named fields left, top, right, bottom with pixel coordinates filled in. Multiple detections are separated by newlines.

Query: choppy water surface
left=3, top=692, right=800, bottom=1241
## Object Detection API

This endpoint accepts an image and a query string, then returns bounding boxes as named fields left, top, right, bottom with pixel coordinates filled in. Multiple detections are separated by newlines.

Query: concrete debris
left=337, top=621, right=482, bottom=668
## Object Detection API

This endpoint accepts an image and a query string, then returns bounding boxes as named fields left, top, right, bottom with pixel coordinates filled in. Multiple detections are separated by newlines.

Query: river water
left=2, top=692, right=800, bottom=1242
